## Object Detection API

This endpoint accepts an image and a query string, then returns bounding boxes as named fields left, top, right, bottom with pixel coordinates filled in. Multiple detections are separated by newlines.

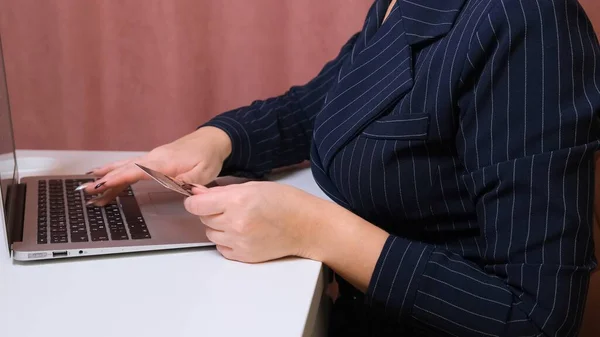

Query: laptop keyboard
left=37, top=179, right=151, bottom=244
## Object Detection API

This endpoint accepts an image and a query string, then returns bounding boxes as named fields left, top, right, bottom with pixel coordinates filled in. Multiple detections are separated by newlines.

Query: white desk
left=0, top=150, right=330, bottom=337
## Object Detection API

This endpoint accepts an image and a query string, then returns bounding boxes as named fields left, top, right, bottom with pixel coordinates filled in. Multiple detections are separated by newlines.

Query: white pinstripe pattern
left=403, top=16, right=453, bottom=26
left=399, top=245, right=428, bottom=311
left=314, top=44, right=409, bottom=136
left=362, top=131, right=426, bottom=139
left=422, top=274, right=510, bottom=307
left=488, top=15, right=498, bottom=165
left=368, top=141, right=379, bottom=216
left=346, top=140, right=359, bottom=208
left=320, top=76, right=413, bottom=160
left=357, top=140, right=369, bottom=211
left=369, top=236, right=396, bottom=306
left=394, top=140, right=408, bottom=218
left=385, top=241, right=412, bottom=309
left=403, top=0, right=460, bottom=13
left=374, top=116, right=427, bottom=123
left=409, top=141, right=424, bottom=219
left=501, top=0, right=511, bottom=163
left=520, top=0, right=528, bottom=157
left=203, top=0, right=600, bottom=335
left=413, top=304, right=499, bottom=337
left=417, top=290, right=506, bottom=324
left=380, top=141, right=393, bottom=218
left=429, top=259, right=513, bottom=295
left=536, top=0, right=548, bottom=151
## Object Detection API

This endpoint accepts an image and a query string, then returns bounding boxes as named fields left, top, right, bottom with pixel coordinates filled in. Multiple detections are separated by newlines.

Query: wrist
left=300, top=198, right=385, bottom=262
left=300, top=199, right=389, bottom=292
left=197, top=126, right=232, bottom=163
left=293, top=195, right=341, bottom=260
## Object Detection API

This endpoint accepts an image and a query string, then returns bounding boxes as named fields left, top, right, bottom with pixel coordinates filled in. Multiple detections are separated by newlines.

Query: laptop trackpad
left=138, top=190, right=209, bottom=243
left=145, top=191, right=191, bottom=216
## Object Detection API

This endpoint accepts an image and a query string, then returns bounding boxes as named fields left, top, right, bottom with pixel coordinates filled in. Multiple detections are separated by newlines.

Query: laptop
left=0, top=35, right=215, bottom=262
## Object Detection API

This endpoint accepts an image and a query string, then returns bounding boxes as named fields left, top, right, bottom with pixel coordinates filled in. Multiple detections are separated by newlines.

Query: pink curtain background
left=0, top=0, right=599, bottom=334
left=583, top=0, right=600, bottom=33
left=0, top=0, right=371, bottom=150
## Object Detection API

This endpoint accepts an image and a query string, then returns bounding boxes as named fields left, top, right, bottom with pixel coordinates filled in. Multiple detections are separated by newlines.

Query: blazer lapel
left=313, top=0, right=411, bottom=171
left=312, top=0, right=466, bottom=172
left=400, top=0, right=467, bottom=46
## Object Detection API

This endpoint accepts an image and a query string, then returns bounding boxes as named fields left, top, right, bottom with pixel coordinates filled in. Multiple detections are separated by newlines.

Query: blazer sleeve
left=201, top=33, right=359, bottom=176
left=365, top=1, right=600, bottom=336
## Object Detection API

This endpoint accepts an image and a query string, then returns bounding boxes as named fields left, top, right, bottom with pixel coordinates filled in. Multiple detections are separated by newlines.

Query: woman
left=82, top=0, right=600, bottom=335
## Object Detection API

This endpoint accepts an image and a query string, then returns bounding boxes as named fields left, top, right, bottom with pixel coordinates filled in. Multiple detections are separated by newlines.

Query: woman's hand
left=82, top=126, right=232, bottom=206
left=184, top=181, right=389, bottom=292
left=183, top=181, right=327, bottom=263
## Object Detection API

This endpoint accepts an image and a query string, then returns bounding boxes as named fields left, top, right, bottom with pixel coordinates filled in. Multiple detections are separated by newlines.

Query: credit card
left=135, top=163, right=195, bottom=196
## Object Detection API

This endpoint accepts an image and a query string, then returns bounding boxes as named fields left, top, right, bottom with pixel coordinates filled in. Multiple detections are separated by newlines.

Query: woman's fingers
left=198, top=213, right=227, bottom=231
left=184, top=190, right=228, bottom=216
left=86, top=186, right=126, bottom=207
left=82, top=161, right=154, bottom=195
left=85, top=160, right=168, bottom=205
left=89, top=158, right=135, bottom=177
left=205, top=227, right=229, bottom=246
left=215, top=244, right=235, bottom=260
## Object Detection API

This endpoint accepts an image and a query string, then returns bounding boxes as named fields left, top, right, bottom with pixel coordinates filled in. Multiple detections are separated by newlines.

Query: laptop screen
left=0, top=34, right=18, bottom=247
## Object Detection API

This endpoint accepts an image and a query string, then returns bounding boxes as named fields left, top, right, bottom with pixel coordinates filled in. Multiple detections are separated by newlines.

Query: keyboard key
left=111, top=233, right=129, bottom=240
left=131, top=232, right=151, bottom=240
left=91, top=234, right=109, bottom=241
left=118, top=187, right=134, bottom=197
left=130, top=229, right=149, bottom=236
left=71, top=234, right=89, bottom=243
left=51, top=234, right=68, bottom=243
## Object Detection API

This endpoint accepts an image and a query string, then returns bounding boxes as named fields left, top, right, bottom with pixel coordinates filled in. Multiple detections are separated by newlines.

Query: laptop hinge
left=5, top=183, right=26, bottom=246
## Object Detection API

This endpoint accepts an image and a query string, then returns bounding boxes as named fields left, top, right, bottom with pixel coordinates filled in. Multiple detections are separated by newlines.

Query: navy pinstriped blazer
left=204, top=0, right=600, bottom=335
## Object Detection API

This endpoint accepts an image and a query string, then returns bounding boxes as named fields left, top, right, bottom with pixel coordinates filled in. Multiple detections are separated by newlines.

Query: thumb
left=190, top=186, right=209, bottom=195
left=176, top=164, right=217, bottom=186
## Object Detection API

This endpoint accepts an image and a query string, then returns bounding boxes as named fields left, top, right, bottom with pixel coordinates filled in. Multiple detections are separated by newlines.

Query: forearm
left=203, top=96, right=310, bottom=175
left=303, top=199, right=389, bottom=292
left=299, top=188, right=592, bottom=336
left=306, top=215, right=591, bottom=336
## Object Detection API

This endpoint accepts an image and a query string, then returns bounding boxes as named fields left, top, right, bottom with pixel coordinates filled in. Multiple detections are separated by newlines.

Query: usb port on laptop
left=52, top=251, right=67, bottom=257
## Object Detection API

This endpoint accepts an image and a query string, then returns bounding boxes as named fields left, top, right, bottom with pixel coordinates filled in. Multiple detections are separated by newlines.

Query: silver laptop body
left=0, top=35, right=214, bottom=262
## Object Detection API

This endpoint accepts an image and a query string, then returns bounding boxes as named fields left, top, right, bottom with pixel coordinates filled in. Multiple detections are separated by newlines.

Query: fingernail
left=94, top=181, right=106, bottom=189
left=86, top=196, right=102, bottom=206
left=74, top=184, right=88, bottom=192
